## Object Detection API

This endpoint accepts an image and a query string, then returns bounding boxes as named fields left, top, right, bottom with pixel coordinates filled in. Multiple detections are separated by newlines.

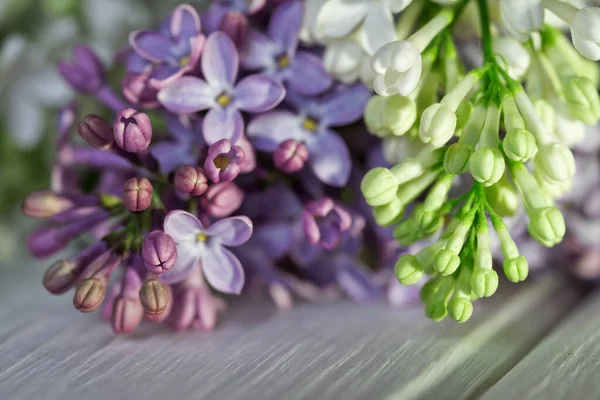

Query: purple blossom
left=161, top=211, right=253, bottom=293
left=204, top=139, right=246, bottom=183
left=129, top=4, right=205, bottom=89
left=303, top=198, right=352, bottom=250
left=240, top=1, right=332, bottom=96
left=151, top=115, right=204, bottom=174
left=158, top=32, right=286, bottom=145
left=248, top=84, right=369, bottom=186
left=201, top=0, right=267, bottom=34
left=57, top=45, right=106, bottom=94
left=142, top=231, right=178, bottom=274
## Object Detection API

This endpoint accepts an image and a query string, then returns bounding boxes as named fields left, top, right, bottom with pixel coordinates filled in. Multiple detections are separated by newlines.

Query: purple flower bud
left=200, top=182, right=244, bottom=218
left=174, top=165, right=208, bottom=196
left=113, top=108, right=152, bottom=153
left=139, top=278, right=170, bottom=315
left=22, top=191, right=74, bottom=218
left=142, top=231, right=177, bottom=274
left=43, top=260, right=77, bottom=295
left=57, top=45, right=106, bottom=93
left=204, top=139, right=245, bottom=183
left=303, top=198, right=353, bottom=250
left=121, top=71, right=160, bottom=109
left=123, top=177, right=153, bottom=212
left=112, top=296, right=145, bottom=334
left=73, top=278, right=106, bottom=312
left=237, top=137, right=256, bottom=173
left=219, top=11, right=249, bottom=49
left=274, top=139, right=309, bottom=173
left=77, top=114, right=114, bottom=149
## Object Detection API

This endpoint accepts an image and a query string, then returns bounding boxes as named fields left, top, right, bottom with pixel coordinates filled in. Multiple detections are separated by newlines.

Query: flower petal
left=240, top=29, right=277, bottom=70
left=202, top=107, right=245, bottom=145
left=159, top=242, right=199, bottom=284
left=359, top=3, right=396, bottom=55
left=333, top=254, right=381, bottom=302
left=253, top=222, right=293, bottom=259
left=151, top=141, right=195, bottom=173
left=129, top=31, right=174, bottom=63
left=234, top=74, right=285, bottom=113
left=287, top=51, right=332, bottom=96
left=269, top=0, right=302, bottom=53
left=163, top=210, right=204, bottom=242
left=317, top=83, right=371, bottom=126
left=202, top=245, right=245, bottom=294
left=170, top=4, right=201, bottom=42
left=247, top=111, right=304, bottom=151
left=307, top=129, right=351, bottom=187
left=316, top=0, right=368, bottom=39
left=202, top=32, right=239, bottom=89
left=205, top=216, right=253, bottom=247
left=158, top=76, right=216, bottom=113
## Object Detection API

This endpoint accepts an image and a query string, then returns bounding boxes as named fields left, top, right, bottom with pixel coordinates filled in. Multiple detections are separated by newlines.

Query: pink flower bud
left=200, top=182, right=244, bottom=218
left=219, top=12, right=249, bottom=48
left=77, top=114, right=114, bottom=149
left=111, top=296, right=145, bottom=334
left=174, top=165, right=208, bottom=196
left=73, top=278, right=106, bottom=312
left=139, top=278, right=170, bottom=315
left=123, top=177, right=153, bottom=212
left=273, top=139, right=309, bottom=173
left=43, top=260, right=78, bottom=294
left=22, top=191, right=73, bottom=218
left=113, top=108, right=152, bottom=153
left=141, top=231, right=177, bottom=274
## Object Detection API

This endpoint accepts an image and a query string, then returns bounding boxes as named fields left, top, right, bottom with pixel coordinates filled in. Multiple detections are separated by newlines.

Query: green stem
left=477, top=0, right=494, bottom=64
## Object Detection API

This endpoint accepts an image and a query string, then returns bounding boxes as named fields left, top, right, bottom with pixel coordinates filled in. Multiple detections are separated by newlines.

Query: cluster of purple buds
left=22, top=1, right=418, bottom=335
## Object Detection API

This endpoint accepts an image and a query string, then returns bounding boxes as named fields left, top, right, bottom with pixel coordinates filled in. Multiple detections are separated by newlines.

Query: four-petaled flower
left=161, top=210, right=253, bottom=294
left=158, top=31, right=286, bottom=145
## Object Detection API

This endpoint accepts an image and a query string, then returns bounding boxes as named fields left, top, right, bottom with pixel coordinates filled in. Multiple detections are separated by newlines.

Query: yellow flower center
left=196, top=233, right=208, bottom=242
left=179, top=55, right=190, bottom=67
left=277, top=54, right=290, bottom=69
left=213, top=154, right=230, bottom=169
left=216, top=93, right=232, bottom=107
left=302, top=118, right=319, bottom=132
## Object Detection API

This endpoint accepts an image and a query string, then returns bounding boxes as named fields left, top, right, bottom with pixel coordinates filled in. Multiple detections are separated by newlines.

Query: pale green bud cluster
left=365, top=95, right=417, bottom=138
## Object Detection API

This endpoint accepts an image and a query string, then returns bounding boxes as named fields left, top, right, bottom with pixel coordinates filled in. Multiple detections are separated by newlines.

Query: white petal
left=316, top=0, right=368, bottom=39
left=360, top=3, right=396, bottom=55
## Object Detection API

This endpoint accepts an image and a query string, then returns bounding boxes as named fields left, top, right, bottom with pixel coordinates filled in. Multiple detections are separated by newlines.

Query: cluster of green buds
left=361, top=1, right=600, bottom=323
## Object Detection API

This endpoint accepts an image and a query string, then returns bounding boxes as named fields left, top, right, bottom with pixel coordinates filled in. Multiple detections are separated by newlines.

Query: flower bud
left=121, top=71, right=160, bottom=109
left=22, top=191, right=73, bottom=218
left=393, top=219, right=420, bottom=246
left=493, top=36, right=530, bottom=80
left=499, top=0, right=544, bottom=42
left=425, top=299, right=448, bottom=322
left=444, top=143, right=473, bottom=174
left=372, top=40, right=422, bottom=97
left=528, top=206, right=565, bottom=247
left=174, top=165, right=208, bottom=196
left=469, top=147, right=506, bottom=187
left=43, top=260, right=77, bottom=294
left=273, top=139, right=309, bottom=173
left=470, top=269, right=499, bottom=298
left=554, top=112, right=586, bottom=147
left=112, top=296, right=145, bottom=334
left=448, top=297, right=473, bottom=323
left=484, top=177, right=519, bottom=217
left=503, top=129, right=537, bottom=162
left=73, top=278, right=106, bottom=312
left=503, top=255, right=529, bottom=282
left=433, top=249, right=461, bottom=276
left=204, top=139, right=245, bottom=183
left=394, top=255, right=424, bottom=285
left=139, top=279, right=170, bottom=315
left=219, top=11, right=249, bottom=49
left=200, top=182, right=244, bottom=218
left=142, top=231, right=177, bottom=274
left=564, top=77, right=600, bottom=124
left=419, top=103, right=457, bottom=148
left=570, top=7, right=600, bottom=61
left=366, top=95, right=417, bottom=137
left=123, top=177, right=153, bottom=212
left=372, top=197, right=403, bottom=227
left=77, top=114, right=114, bottom=149
left=114, top=108, right=152, bottom=153
left=57, top=45, right=105, bottom=93
left=534, top=143, right=575, bottom=184
left=361, top=168, right=399, bottom=207
left=413, top=206, right=443, bottom=236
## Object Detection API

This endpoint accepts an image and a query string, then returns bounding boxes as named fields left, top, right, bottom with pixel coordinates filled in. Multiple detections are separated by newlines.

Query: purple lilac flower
left=247, top=84, right=370, bottom=186
left=158, top=32, right=286, bottom=145
left=129, top=4, right=205, bottom=89
left=303, top=198, right=352, bottom=250
left=240, top=1, right=332, bottom=96
left=151, top=115, right=204, bottom=174
left=161, top=210, right=253, bottom=293
left=204, top=139, right=246, bottom=183
left=114, top=109, right=153, bottom=153
left=200, top=182, right=245, bottom=218
left=57, top=45, right=106, bottom=94
left=201, top=0, right=267, bottom=34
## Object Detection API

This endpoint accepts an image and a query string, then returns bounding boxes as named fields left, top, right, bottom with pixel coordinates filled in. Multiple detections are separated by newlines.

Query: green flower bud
left=413, top=206, right=444, bottom=236
left=564, top=77, right=600, bottom=125
left=528, top=206, right=566, bottom=247
left=361, top=168, right=399, bottom=206
left=373, top=197, right=403, bottom=226
left=469, top=147, right=506, bottom=187
left=456, top=101, right=473, bottom=132
left=364, top=95, right=387, bottom=135
left=534, top=143, right=576, bottom=185
left=470, top=269, right=499, bottom=298
left=425, top=299, right=449, bottom=322
left=444, top=143, right=473, bottom=175
left=448, top=298, right=474, bottom=323
left=484, top=175, right=519, bottom=217
left=433, top=249, right=461, bottom=276
left=503, top=255, right=529, bottom=282
left=386, top=95, right=418, bottom=136
left=393, top=219, right=420, bottom=246
left=395, top=255, right=424, bottom=285
left=419, top=103, right=457, bottom=148
left=533, top=99, right=556, bottom=134
left=420, top=278, right=442, bottom=303
left=423, top=276, right=455, bottom=322
left=503, top=129, right=537, bottom=162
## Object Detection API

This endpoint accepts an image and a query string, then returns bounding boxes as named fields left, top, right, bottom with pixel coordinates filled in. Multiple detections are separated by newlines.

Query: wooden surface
left=0, top=247, right=589, bottom=400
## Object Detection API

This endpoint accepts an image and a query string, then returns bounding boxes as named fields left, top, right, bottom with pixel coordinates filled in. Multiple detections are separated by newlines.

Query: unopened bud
left=200, top=182, right=244, bottom=218
left=394, top=255, right=424, bottom=285
left=528, top=206, right=565, bottom=247
left=503, top=255, right=529, bottom=282
left=123, top=177, right=153, bottom=212
left=139, top=279, right=170, bottom=315
left=114, top=108, right=152, bottom=153
left=142, top=231, right=177, bottom=274
left=112, top=296, right=144, bottom=334
left=73, top=278, right=106, bottom=312
left=43, top=260, right=78, bottom=294
left=273, top=139, right=309, bottom=173
left=361, top=168, right=399, bottom=206
left=372, top=196, right=403, bottom=226
left=174, top=165, right=208, bottom=196
left=448, top=297, right=473, bottom=323
left=78, top=114, right=114, bottom=149
left=564, top=77, right=600, bottom=125
left=433, top=249, right=461, bottom=276
left=503, top=129, right=537, bottom=162
left=469, top=147, right=505, bottom=187
left=22, top=191, right=73, bottom=218
left=470, top=269, right=499, bottom=298
left=444, top=143, right=473, bottom=175
left=419, top=103, right=457, bottom=148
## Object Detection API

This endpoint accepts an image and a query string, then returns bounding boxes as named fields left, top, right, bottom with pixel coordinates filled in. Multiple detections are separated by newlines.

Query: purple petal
left=203, top=108, right=244, bottom=145
left=240, top=29, right=277, bottom=70
left=246, top=111, right=304, bottom=151
left=317, top=84, right=371, bottom=127
left=287, top=52, right=332, bottom=96
left=269, top=0, right=302, bottom=53
left=73, top=45, right=104, bottom=77
left=129, top=31, right=174, bottom=63
left=158, top=76, right=216, bottom=113
left=163, top=210, right=204, bottom=242
left=151, top=141, right=195, bottom=173
left=290, top=221, right=323, bottom=267
left=170, top=4, right=201, bottom=42
left=160, top=243, right=199, bottom=284
left=202, top=245, right=245, bottom=294
left=201, top=4, right=229, bottom=33
left=248, top=0, right=267, bottom=14
left=307, top=129, right=351, bottom=187
left=202, top=32, right=239, bottom=90
left=234, top=74, right=285, bottom=113
left=150, top=64, right=183, bottom=85
left=253, top=222, right=293, bottom=259
left=205, top=216, right=253, bottom=246
left=333, top=255, right=381, bottom=302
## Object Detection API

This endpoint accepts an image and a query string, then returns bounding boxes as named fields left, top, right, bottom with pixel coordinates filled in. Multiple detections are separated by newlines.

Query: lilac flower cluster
left=23, top=2, right=416, bottom=334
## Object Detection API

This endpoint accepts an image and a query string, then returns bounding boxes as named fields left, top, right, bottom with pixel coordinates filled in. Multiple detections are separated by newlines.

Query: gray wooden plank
left=481, top=287, right=600, bottom=400
left=0, top=251, right=582, bottom=400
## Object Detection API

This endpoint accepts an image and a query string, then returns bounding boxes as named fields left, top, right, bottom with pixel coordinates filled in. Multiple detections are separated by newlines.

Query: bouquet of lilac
left=21, top=0, right=600, bottom=332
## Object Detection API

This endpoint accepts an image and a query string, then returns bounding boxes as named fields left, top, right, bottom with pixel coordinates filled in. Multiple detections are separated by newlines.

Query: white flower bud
left=503, top=129, right=537, bottom=162
left=563, top=77, right=600, bottom=125
left=533, top=143, right=576, bottom=184
left=444, top=143, right=473, bottom=174
left=372, top=41, right=422, bottom=97
left=470, top=147, right=506, bottom=187
left=493, top=37, right=531, bottom=80
left=419, top=103, right=457, bottom=147
left=533, top=99, right=556, bottom=134
left=527, top=206, right=566, bottom=247
left=571, top=7, right=600, bottom=61
left=365, top=95, right=417, bottom=137
left=499, top=0, right=544, bottom=42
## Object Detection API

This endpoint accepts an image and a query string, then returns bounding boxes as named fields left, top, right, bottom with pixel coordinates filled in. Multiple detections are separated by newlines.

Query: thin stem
left=477, top=0, right=494, bottom=64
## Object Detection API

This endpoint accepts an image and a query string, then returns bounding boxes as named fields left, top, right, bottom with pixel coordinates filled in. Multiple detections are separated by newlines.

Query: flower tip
left=139, top=279, right=170, bottom=315
left=43, top=260, right=77, bottom=294
left=73, top=278, right=106, bottom=312
left=123, top=177, right=154, bottom=212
